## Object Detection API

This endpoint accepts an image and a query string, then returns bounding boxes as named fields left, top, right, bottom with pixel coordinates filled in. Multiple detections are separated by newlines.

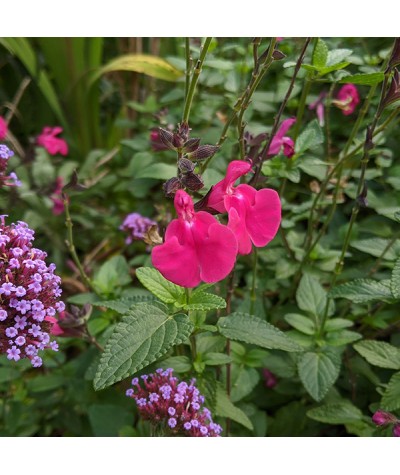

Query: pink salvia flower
left=309, top=92, right=327, bottom=126
left=207, top=161, right=281, bottom=255
left=268, top=118, right=296, bottom=158
left=333, top=84, right=360, bottom=115
left=0, top=116, right=8, bottom=140
left=37, top=127, right=68, bottom=156
left=152, top=189, right=238, bottom=288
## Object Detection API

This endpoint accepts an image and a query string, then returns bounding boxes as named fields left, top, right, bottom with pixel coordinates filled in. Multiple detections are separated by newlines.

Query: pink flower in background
left=37, top=127, right=68, bottom=156
left=309, top=92, right=327, bottom=126
left=333, top=84, right=360, bottom=115
left=268, top=117, right=296, bottom=158
left=152, top=189, right=238, bottom=287
left=263, top=369, right=278, bottom=388
left=372, top=410, right=397, bottom=426
left=208, top=160, right=281, bottom=255
left=0, top=116, right=8, bottom=140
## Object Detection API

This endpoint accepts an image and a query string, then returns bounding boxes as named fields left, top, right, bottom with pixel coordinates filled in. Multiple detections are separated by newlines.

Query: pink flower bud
left=372, top=410, right=397, bottom=426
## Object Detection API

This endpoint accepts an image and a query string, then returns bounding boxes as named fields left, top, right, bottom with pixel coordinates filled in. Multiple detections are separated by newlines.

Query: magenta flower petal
left=0, top=116, right=8, bottom=140
left=334, top=84, right=360, bottom=115
left=152, top=190, right=237, bottom=287
left=37, top=126, right=69, bottom=156
left=208, top=161, right=282, bottom=255
left=268, top=118, right=296, bottom=157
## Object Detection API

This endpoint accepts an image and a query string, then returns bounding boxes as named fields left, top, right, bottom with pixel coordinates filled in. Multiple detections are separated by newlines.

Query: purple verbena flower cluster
left=372, top=410, right=400, bottom=437
left=126, top=368, right=222, bottom=437
left=120, top=212, right=156, bottom=244
left=0, top=216, right=64, bottom=367
left=0, top=144, right=21, bottom=187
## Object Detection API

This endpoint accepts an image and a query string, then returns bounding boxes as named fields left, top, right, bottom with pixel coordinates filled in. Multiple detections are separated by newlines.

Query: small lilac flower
left=168, top=407, right=176, bottom=416
left=25, top=345, right=37, bottom=356
left=131, top=378, right=139, bottom=385
left=149, top=393, right=159, bottom=403
left=126, top=389, right=134, bottom=397
left=168, top=418, right=177, bottom=428
left=0, top=309, right=7, bottom=321
left=184, top=422, right=192, bottom=430
left=15, top=286, right=27, bottom=297
left=31, top=356, right=43, bottom=367
left=7, top=345, right=21, bottom=361
left=120, top=212, right=157, bottom=244
left=49, top=341, right=59, bottom=351
left=5, top=327, right=18, bottom=338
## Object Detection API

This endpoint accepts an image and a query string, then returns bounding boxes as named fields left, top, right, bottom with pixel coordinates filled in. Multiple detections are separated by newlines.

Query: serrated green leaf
left=136, top=267, right=185, bottom=304
left=215, top=384, right=253, bottom=431
left=93, top=255, right=131, bottom=294
left=329, top=279, right=394, bottom=303
left=296, top=273, right=333, bottom=317
left=203, top=352, right=232, bottom=366
left=381, top=372, right=400, bottom=411
left=339, top=72, right=384, bottom=85
left=284, top=313, right=316, bottom=335
left=295, top=119, right=324, bottom=155
left=354, top=341, right=400, bottom=370
left=318, top=62, right=351, bottom=77
left=94, top=303, right=193, bottom=390
left=391, top=258, right=400, bottom=299
left=312, top=39, right=328, bottom=69
left=307, top=401, right=363, bottom=424
left=325, top=330, right=362, bottom=346
left=184, top=291, right=226, bottom=311
left=324, top=318, right=354, bottom=332
left=298, top=351, right=341, bottom=401
left=135, top=163, right=178, bottom=180
left=93, top=295, right=156, bottom=314
left=218, top=313, right=302, bottom=352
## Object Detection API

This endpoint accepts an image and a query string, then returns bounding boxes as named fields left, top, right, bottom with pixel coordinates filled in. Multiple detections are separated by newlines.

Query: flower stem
left=250, top=248, right=258, bottom=315
left=63, top=196, right=94, bottom=292
left=182, top=37, right=212, bottom=123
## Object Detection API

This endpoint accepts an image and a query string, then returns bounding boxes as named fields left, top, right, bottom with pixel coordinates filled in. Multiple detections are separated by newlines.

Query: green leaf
left=218, top=313, right=302, bottom=352
left=318, top=62, right=351, bottom=77
left=312, top=39, right=328, bottom=69
left=0, top=367, right=20, bottom=384
left=135, top=163, right=178, bottom=180
left=329, top=279, right=394, bottom=303
left=326, top=48, right=353, bottom=66
left=284, top=313, right=315, bottom=335
left=26, top=375, right=65, bottom=393
left=93, top=303, right=194, bottom=390
left=339, top=72, right=385, bottom=86
left=93, top=256, right=131, bottom=294
left=391, top=258, right=400, bottom=299
left=307, top=401, right=363, bottom=424
left=324, top=318, right=354, bottom=332
left=215, top=384, right=253, bottom=431
left=203, top=352, right=232, bottom=366
left=230, top=367, right=260, bottom=403
left=93, top=295, right=156, bottom=314
left=158, top=356, right=192, bottom=373
left=296, top=273, right=333, bottom=317
left=298, top=351, right=341, bottom=401
left=136, top=267, right=185, bottom=304
left=354, top=341, right=400, bottom=370
left=295, top=119, right=324, bottom=155
left=351, top=238, right=400, bottom=261
left=92, top=54, right=183, bottom=83
left=381, top=372, right=400, bottom=411
left=325, top=330, right=362, bottom=346
left=184, top=292, right=226, bottom=311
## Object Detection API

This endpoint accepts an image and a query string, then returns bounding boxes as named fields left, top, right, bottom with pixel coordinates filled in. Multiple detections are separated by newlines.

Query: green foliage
left=353, top=341, right=400, bottom=369
left=298, top=350, right=342, bottom=401
left=93, top=303, right=194, bottom=390
left=135, top=267, right=185, bottom=304
left=218, top=313, right=303, bottom=352
left=307, top=401, right=363, bottom=424
left=329, top=279, right=394, bottom=303
left=381, top=372, right=400, bottom=411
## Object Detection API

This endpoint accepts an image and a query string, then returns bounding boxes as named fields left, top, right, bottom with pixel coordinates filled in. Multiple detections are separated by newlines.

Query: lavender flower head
left=0, top=217, right=64, bottom=367
left=120, top=212, right=156, bottom=244
left=0, top=144, right=21, bottom=188
left=126, top=368, right=222, bottom=437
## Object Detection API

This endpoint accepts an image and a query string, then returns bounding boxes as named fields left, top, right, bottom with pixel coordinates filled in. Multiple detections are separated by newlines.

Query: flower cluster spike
left=126, top=368, right=222, bottom=437
left=0, top=217, right=64, bottom=367
left=120, top=212, right=157, bottom=245
left=0, top=144, right=21, bottom=188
